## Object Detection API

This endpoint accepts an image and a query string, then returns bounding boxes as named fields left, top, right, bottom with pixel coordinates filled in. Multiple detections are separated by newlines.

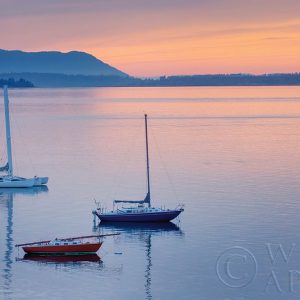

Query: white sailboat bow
left=0, top=86, right=48, bottom=188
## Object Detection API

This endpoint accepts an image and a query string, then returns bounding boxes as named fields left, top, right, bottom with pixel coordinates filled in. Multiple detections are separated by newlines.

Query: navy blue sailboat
left=93, top=114, right=184, bottom=223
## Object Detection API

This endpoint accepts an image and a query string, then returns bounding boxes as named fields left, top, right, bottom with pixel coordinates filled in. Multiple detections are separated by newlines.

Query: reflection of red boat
left=15, top=233, right=119, bottom=255
left=23, top=254, right=101, bottom=263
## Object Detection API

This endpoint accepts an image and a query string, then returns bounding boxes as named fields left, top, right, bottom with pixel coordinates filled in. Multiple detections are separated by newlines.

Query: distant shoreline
left=1, top=72, right=299, bottom=88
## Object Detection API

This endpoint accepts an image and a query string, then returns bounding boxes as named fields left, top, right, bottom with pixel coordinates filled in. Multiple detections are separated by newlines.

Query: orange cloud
left=88, top=20, right=300, bottom=76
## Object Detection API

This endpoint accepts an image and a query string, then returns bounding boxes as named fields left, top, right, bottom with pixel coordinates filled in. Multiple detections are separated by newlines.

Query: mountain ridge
left=0, top=49, right=127, bottom=77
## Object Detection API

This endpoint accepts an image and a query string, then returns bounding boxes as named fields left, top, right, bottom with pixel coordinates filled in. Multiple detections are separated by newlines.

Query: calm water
left=0, top=86, right=300, bottom=299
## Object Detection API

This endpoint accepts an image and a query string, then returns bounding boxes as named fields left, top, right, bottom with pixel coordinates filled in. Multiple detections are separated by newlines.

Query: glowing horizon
left=1, top=0, right=300, bottom=77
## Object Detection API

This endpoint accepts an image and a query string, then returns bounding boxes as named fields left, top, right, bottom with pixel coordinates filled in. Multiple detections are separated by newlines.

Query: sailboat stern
left=34, top=177, right=49, bottom=186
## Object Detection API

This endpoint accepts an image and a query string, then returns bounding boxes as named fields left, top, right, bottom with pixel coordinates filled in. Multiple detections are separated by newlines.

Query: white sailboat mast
left=3, top=86, right=13, bottom=176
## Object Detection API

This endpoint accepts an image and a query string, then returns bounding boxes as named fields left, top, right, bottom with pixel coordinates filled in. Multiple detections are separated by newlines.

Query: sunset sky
left=1, top=0, right=300, bottom=76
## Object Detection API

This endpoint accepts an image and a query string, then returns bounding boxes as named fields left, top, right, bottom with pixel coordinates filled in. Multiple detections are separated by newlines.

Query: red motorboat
left=15, top=233, right=119, bottom=255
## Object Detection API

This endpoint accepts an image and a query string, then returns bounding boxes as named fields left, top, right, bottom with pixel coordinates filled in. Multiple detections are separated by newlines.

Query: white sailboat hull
left=0, top=177, right=36, bottom=188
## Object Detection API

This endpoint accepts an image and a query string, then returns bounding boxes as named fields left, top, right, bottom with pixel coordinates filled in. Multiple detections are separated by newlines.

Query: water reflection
left=0, top=187, right=48, bottom=299
left=96, top=221, right=182, bottom=233
left=22, top=253, right=101, bottom=263
left=94, top=222, right=183, bottom=300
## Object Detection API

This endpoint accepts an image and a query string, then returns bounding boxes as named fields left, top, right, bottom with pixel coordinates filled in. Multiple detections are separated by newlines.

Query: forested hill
left=0, top=49, right=127, bottom=77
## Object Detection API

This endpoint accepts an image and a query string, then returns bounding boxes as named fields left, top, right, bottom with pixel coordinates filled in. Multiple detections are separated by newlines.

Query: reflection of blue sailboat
left=97, top=221, right=182, bottom=234
left=93, top=114, right=184, bottom=222
left=0, top=187, right=48, bottom=297
left=95, top=222, right=183, bottom=300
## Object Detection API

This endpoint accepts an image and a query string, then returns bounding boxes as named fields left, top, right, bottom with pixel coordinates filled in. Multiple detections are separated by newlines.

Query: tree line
left=0, top=78, right=34, bottom=88
left=0, top=73, right=299, bottom=87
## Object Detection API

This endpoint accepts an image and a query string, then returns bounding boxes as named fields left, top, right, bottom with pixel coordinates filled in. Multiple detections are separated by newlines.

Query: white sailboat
left=0, top=86, right=48, bottom=188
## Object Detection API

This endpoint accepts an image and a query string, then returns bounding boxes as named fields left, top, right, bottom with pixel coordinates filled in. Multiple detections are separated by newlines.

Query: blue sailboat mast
left=145, top=114, right=151, bottom=207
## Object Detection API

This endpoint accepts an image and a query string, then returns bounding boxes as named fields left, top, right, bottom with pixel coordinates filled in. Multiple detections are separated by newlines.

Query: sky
left=0, top=0, right=300, bottom=76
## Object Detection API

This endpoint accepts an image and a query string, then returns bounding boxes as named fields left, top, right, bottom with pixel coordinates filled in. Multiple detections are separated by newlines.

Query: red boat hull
left=23, top=242, right=102, bottom=254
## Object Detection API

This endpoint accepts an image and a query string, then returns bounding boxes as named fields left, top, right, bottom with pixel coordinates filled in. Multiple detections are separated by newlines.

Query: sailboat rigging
left=0, top=86, right=48, bottom=187
left=93, top=114, right=184, bottom=222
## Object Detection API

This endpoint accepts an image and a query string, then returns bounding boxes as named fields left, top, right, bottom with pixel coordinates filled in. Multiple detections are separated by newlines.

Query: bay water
left=0, top=86, right=300, bottom=299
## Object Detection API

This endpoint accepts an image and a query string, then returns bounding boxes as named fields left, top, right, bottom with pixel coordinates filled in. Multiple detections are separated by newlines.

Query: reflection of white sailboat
left=0, top=86, right=48, bottom=187
left=0, top=187, right=48, bottom=296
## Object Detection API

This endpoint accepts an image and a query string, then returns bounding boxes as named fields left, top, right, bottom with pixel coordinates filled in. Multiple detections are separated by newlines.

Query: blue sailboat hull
left=94, top=209, right=183, bottom=223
